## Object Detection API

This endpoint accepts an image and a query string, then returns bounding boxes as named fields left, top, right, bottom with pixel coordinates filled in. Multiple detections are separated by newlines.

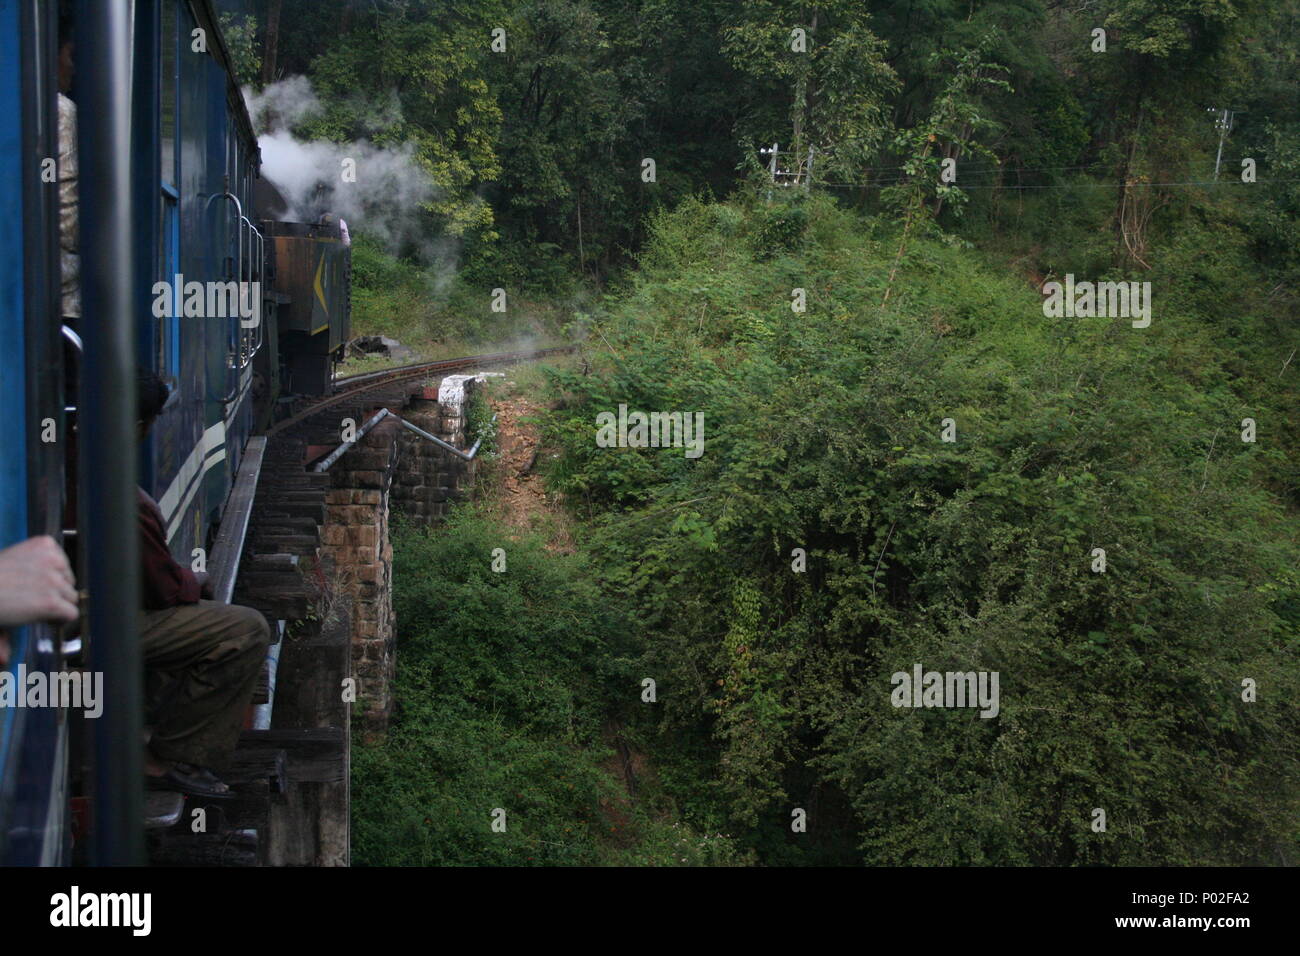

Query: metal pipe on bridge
left=392, top=413, right=491, bottom=462
left=311, top=408, right=493, bottom=472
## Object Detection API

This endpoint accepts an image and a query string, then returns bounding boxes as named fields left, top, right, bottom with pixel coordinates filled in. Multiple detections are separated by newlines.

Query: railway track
left=236, top=344, right=575, bottom=622
left=184, top=347, right=578, bottom=865
left=267, top=345, right=576, bottom=438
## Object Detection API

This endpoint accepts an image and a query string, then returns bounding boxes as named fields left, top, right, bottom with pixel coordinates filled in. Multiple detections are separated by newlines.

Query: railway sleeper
left=248, top=534, right=320, bottom=555
left=231, top=590, right=311, bottom=621
left=261, top=490, right=330, bottom=504
left=244, top=553, right=301, bottom=571
left=255, top=520, right=320, bottom=536
left=253, top=502, right=327, bottom=521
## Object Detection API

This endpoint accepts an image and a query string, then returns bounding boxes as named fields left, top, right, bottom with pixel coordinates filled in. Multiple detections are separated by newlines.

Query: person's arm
left=138, top=493, right=201, bottom=608
left=58, top=93, right=78, bottom=255
left=0, top=537, right=79, bottom=662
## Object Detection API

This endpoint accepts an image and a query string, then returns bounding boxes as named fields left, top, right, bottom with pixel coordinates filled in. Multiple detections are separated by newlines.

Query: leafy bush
left=541, top=195, right=1300, bottom=866
left=464, top=387, right=499, bottom=460
left=352, top=508, right=746, bottom=865
left=752, top=195, right=811, bottom=259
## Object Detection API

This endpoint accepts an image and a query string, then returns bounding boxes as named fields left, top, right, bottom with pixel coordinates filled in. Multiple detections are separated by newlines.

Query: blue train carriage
left=147, top=0, right=266, bottom=565
left=0, top=0, right=271, bottom=865
left=0, top=0, right=71, bottom=867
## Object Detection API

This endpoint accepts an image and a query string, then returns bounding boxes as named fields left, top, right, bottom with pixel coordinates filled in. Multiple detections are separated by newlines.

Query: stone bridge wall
left=321, top=373, right=491, bottom=739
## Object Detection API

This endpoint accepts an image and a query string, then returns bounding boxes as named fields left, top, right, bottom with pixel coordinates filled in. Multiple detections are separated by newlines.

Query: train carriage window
left=158, top=187, right=180, bottom=375
left=160, top=1, right=178, bottom=188
left=158, top=2, right=180, bottom=375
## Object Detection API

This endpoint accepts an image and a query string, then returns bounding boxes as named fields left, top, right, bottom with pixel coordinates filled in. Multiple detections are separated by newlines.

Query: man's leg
left=140, top=600, right=270, bottom=770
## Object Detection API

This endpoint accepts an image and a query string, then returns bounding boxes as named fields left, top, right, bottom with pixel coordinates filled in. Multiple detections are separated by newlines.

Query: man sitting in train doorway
left=136, top=369, right=271, bottom=799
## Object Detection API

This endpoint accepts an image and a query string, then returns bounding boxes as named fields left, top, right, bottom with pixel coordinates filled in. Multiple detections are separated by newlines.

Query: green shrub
left=352, top=509, right=745, bottom=865
left=541, top=195, right=1300, bottom=866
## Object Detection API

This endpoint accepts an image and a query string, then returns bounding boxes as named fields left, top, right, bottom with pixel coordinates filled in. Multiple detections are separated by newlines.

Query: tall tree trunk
left=1114, top=79, right=1147, bottom=267
left=260, top=0, right=282, bottom=85
left=882, top=137, right=935, bottom=308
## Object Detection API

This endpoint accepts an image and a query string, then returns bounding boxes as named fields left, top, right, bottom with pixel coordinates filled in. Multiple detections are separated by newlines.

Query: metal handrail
left=243, top=219, right=264, bottom=358
left=205, top=187, right=242, bottom=401
left=233, top=216, right=267, bottom=364
left=60, top=325, right=82, bottom=414
left=237, top=215, right=254, bottom=369
left=60, top=326, right=82, bottom=539
left=311, top=409, right=494, bottom=472
left=61, top=324, right=83, bottom=352
left=255, top=227, right=265, bottom=355
left=396, top=412, right=494, bottom=462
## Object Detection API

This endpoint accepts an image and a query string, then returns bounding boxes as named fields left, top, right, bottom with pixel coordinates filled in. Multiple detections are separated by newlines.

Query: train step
left=144, top=791, right=184, bottom=830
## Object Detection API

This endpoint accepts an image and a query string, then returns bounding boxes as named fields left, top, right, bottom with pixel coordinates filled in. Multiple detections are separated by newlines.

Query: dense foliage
left=352, top=511, right=751, bottom=865
left=541, top=190, right=1300, bottom=865
left=234, top=0, right=1300, bottom=285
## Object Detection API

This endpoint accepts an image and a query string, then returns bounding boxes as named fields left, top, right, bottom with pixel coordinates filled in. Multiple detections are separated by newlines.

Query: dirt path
left=483, top=371, right=653, bottom=839
left=487, top=386, right=576, bottom=554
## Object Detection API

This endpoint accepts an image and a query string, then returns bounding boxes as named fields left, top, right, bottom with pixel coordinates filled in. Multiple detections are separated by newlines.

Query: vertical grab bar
left=60, top=324, right=83, bottom=414
left=78, top=0, right=145, bottom=866
left=240, top=217, right=265, bottom=361
left=60, top=325, right=82, bottom=540
left=254, top=226, right=265, bottom=355
left=238, top=215, right=254, bottom=369
left=205, top=186, right=242, bottom=402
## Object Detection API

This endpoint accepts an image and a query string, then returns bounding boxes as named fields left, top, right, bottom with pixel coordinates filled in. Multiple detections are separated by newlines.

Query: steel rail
left=266, top=345, right=575, bottom=438
left=331, top=345, right=574, bottom=388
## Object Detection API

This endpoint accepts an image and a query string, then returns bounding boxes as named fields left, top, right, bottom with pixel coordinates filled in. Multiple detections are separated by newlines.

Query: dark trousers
left=141, top=601, right=270, bottom=769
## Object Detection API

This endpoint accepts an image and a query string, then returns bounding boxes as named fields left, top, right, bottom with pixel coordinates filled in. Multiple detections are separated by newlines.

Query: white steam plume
left=243, top=76, right=440, bottom=257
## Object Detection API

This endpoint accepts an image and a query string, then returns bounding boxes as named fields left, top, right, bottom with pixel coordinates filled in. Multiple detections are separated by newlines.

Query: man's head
left=136, top=367, right=170, bottom=441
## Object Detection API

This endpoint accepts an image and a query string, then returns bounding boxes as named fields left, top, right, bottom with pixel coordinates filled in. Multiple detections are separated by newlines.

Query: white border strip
left=158, top=368, right=253, bottom=543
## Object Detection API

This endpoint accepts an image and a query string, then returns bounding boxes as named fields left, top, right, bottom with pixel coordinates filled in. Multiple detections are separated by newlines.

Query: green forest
left=229, top=0, right=1300, bottom=865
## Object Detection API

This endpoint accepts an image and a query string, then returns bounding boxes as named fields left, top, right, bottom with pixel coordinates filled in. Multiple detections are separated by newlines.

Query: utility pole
left=760, top=143, right=779, bottom=202
left=758, top=143, right=816, bottom=190
left=1207, top=107, right=1236, bottom=180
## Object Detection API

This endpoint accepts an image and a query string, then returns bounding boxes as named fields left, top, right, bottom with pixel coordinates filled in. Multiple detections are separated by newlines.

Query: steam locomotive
left=0, top=0, right=349, bottom=864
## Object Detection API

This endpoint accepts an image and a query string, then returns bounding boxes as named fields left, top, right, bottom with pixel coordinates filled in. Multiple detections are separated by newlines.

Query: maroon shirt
left=138, top=489, right=200, bottom=609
